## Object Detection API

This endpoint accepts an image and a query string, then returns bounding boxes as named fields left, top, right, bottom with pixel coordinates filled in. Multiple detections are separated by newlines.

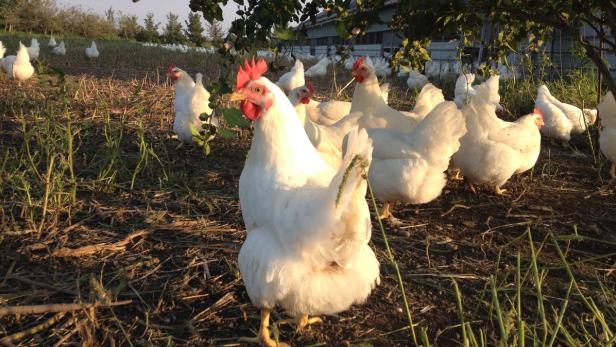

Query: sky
left=56, top=0, right=238, bottom=31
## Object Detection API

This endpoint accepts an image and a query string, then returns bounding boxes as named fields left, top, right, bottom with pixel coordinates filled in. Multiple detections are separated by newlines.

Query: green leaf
left=218, top=128, right=238, bottom=139
left=221, top=108, right=250, bottom=128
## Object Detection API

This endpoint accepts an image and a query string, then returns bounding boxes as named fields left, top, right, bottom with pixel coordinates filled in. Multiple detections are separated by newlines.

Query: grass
left=1, top=33, right=615, bottom=346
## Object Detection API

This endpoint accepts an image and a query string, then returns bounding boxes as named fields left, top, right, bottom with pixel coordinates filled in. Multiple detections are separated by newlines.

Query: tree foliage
left=118, top=14, right=142, bottom=39
left=205, top=20, right=225, bottom=46
left=137, top=12, right=160, bottom=43
left=163, top=12, right=186, bottom=43
left=186, top=0, right=616, bottom=97
left=185, top=12, right=206, bottom=46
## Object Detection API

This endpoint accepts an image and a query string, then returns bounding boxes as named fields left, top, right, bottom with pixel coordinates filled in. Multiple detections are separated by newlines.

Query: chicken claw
left=239, top=309, right=289, bottom=347
left=280, top=315, right=323, bottom=331
left=494, top=186, right=508, bottom=195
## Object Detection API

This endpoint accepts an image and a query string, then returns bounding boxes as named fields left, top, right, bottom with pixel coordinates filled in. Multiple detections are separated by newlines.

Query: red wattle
left=240, top=101, right=262, bottom=121
left=354, top=75, right=364, bottom=83
left=301, top=97, right=310, bottom=104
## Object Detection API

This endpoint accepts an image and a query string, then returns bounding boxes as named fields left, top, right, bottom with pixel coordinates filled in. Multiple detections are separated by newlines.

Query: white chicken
left=367, top=101, right=466, bottom=219
left=425, top=60, right=441, bottom=79
left=1, top=42, right=35, bottom=83
left=275, top=59, right=304, bottom=94
left=231, top=58, right=379, bottom=347
left=348, top=57, right=431, bottom=130
left=304, top=81, right=390, bottom=126
left=534, top=85, right=597, bottom=142
left=27, top=38, right=39, bottom=61
left=304, top=56, right=330, bottom=77
left=167, top=64, right=202, bottom=144
left=85, top=41, right=99, bottom=59
left=598, top=92, right=616, bottom=179
left=371, top=56, right=391, bottom=77
left=289, top=84, right=364, bottom=168
left=454, top=73, right=476, bottom=108
left=451, top=79, right=544, bottom=194
left=411, top=83, right=446, bottom=118
left=0, top=41, right=5, bottom=59
left=48, top=36, right=57, bottom=47
left=52, top=41, right=66, bottom=56
left=406, top=70, right=428, bottom=89
left=190, top=72, right=217, bottom=127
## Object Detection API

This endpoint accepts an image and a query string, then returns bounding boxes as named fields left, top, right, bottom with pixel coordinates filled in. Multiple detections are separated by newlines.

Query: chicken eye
left=253, top=86, right=263, bottom=93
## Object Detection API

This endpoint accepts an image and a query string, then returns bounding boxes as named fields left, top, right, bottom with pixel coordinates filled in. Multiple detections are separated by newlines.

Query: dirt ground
left=1, top=61, right=615, bottom=346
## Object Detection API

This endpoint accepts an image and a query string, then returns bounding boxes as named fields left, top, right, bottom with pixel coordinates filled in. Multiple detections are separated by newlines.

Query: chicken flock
left=0, top=37, right=99, bottom=83
left=2, top=34, right=614, bottom=345
left=163, top=55, right=614, bottom=346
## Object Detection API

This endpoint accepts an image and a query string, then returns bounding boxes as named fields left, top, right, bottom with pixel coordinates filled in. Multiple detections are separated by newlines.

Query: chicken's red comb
left=533, top=107, right=544, bottom=119
left=236, top=57, right=268, bottom=91
left=306, top=81, right=315, bottom=95
left=352, top=57, right=365, bottom=71
left=167, top=64, right=175, bottom=75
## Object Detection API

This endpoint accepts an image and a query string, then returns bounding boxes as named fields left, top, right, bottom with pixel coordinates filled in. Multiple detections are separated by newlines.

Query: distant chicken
left=168, top=65, right=207, bottom=144
left=289, top=84, right=364, bottom=168
left=452, top=79, right=544, bottom=194
left=85, top=41, right=99, bottom=59
left=0, top=41, right=5, bottom=59
left=304, top=56, right=330, bottom=77
left=454, top=73, right=476, bottom=108
left=368, top=101, right=466, bottom=220
left=598, top=92, right=616, bottom=179
left=1, top=42, right=35, bottom=83
left=48, top=36, right=57, bottom=47
left=535, top=85, right=597, bottom=142
left=275, top=59, right=304, bottom=94
left=27, top=38, right=39, bottom=61
left=305, top=81, right=390, bottom=126
left=406, top=70, right=428, bottom=90
left=52, top=41, right=66, bottom=56
left=231, top=58, right=379, bottom=347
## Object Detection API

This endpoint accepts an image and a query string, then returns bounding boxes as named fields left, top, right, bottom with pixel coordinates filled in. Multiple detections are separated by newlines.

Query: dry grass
left=1, top=35, right=615, bottom=346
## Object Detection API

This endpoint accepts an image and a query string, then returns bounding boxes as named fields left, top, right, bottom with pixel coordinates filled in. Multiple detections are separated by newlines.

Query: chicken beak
left=229, top=91, right=247, bottom=102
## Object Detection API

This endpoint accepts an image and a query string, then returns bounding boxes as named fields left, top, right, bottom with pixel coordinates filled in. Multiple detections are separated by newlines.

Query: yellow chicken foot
left=610, top=162, right=616, bottom=179
left=452, top=169, right=464, bottom=181
left=239, top=309, right=289, bottom=347
left=279, top=315, right=323, bottom=331
left=494, top=186, right=508, bottom=195
left=378, top=202, right=392, bottom=220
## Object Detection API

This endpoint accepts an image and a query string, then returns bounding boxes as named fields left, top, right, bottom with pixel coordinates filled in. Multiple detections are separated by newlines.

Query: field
left=1, top=34, right=615, bottom=346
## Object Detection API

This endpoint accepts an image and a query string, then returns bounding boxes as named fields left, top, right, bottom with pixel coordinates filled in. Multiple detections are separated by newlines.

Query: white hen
left=304, top=56, right=330, bottom=77
left=305, top=81, right=390, bottom=126
left=52, top=41, right=66, bottom=56
left=168, top=65, right=197, bottom=143
left=454, top=73, right=476, bottom=108
left=85, top=41, right=99, bottom=59
left=411, top=83, right=446, bottom=118
left=598, top=92, right=616, bottom=179
left=0, top=41, right=5, bottom=59
left=406, top=70, right=428, bottom=89
left=348, top=56, right=423, bottom=130
left=1, top=42, right=35, bottom=82
left=27, top=38, right=39, bottom=60
left=290, top=84, right=364, bottom=168
left=48, top=36, right=57, bottom=47
left=535, top=85, right=597, bottom=141
left=368, top=101, right=466, bottom=219
left=275, top=59, right=304, bottom=94
left=452, top=80, right=544, bottom=194
left=232, top=58, right=379, bottom=347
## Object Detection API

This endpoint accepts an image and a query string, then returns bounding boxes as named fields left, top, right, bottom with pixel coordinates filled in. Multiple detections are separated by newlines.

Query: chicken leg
left=279, top=314, right=323, bottom=331
left=494, top=186, right=508, bottom=195
left=239, top=309, right=289, bottom=347
left=378, top=202, right=392, bottom=220
left=451, top=169, right=464, bottom=181
left=610, top=162, right=616, bottom=179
